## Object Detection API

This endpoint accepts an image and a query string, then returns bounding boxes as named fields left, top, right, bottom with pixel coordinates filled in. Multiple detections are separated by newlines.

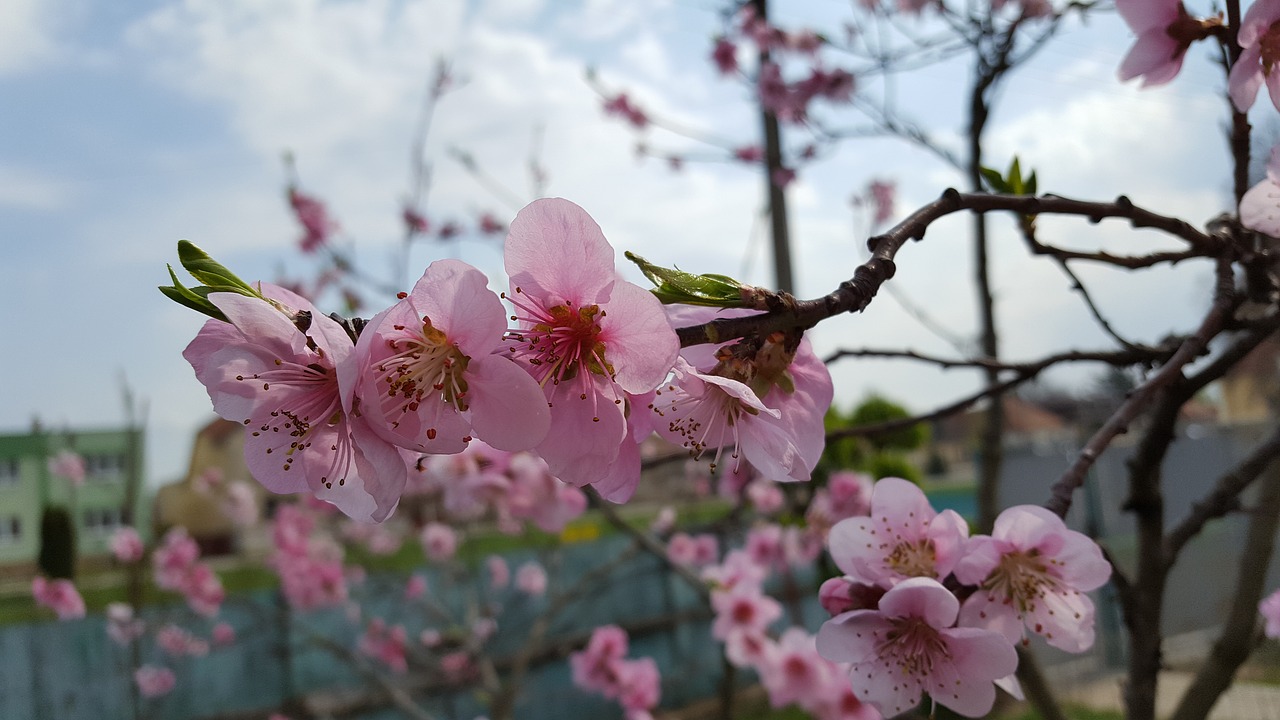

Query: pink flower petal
left=599, top=281, right=680, bottom=394
left=505, top=198, right=616, bottom=305
left=464, top=355, right=551, bottom=451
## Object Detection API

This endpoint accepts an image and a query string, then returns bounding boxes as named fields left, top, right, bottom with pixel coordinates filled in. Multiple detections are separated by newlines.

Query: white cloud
left=0, top=167, right=74, bottom=210
left=0, top=0, right=59, bottom=75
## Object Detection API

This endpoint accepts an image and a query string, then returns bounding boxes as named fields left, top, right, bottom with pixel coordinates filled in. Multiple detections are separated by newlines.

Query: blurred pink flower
left=487, top=555, right=510, bottom=590
left=107, top=603, right=145, bottom=646
left=135, top=666, right=176, bottom=699
left=1241, top=145, right=1280, bottom=237
left=288, top=188, right=338, bottom=253
left=420, top=522, right=458, bottom=562
left=48, top=450, right=85, bottom=485
left=32, top=576, right=85, bottom=620
left=1116, top=0, right=1205, bottom=87
left=110, top=526, right=145, bottom=564
left=1262, top=588, right=1280, bottom=637
left=602, top=93, right=649, bottom=129
left=516, top=561, right=548, bottom=597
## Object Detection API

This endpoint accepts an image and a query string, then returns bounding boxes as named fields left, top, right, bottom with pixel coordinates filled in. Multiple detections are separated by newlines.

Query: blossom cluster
left=701, top=533, right=877, bottom=720
left=570, top=625, right=662, bottom=720
left=152, top=527, right=225, bottom=617
left=179, top=198, right=833, bottom=523
left=816, top=478, right=1111, bottom=717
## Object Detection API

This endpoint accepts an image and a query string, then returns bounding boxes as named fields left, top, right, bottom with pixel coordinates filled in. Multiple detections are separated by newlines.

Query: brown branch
left=1169, top=462, right=1280, bottom=720
left=675, top=191, right=1223, bottom=348
left=584, top=486, right=711, bottom=602
left=823, top=345, right=1173, bottom=371
left=1043, top=257, right=1237, bottom=519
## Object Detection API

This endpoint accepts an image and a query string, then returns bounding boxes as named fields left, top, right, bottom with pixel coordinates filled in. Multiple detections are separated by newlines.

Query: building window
left=84, top=454, right=125, bottom=481
left=0, top=458, right=18, bottom=486
left=0, top=516, right=21, bottom=544
left=83, top=508, right=121, bottom=534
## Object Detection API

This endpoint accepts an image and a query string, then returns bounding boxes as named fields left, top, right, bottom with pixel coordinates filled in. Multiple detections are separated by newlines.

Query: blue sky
left=0, top=0, right=1240, bottom=487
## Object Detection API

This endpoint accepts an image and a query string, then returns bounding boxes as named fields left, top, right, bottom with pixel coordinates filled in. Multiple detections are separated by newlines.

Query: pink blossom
left=184, top=284, right=407, bottom=522
left=712, top=37, right=739, bottom=75
left=649, top=506, right=676, bottom=535
left=192, top=466, right=223, bottom=494
left=107, top=603, right=145, bottom=646
left=733, top=145, right=764, bottom=163
left=818, top=576, right=885, bottom=617
left=222, top=482, right=259, bottom=526
left=153, top=527, right=200, bottom=589
left=807, top=471, right=873, bottom=536
left=1230, top=0, right=1280, bottom=111
left=32, top=576, right=85, bottom=620
left=711, top=584, right=782, bottom=645
left=703, top=549, right=768, bottom=594
left=288, top=189, right=337, bottom=253
left=478, top=213, right=505, bottom=235
left=158, top=624, right=209, bottom=657
left=135, top=666, right=176, bottom=699
left=472, top=617, right=498, bottom=643
left=420, top=522, right=458, bottom=562
left=354, top=259, right=550, bottom=456
left=487, top=555, right=510, bottom=590
left=1261, top=588, right=1280, bottom=638
left=405, top=574, right=428, bottom=600
left=653, top=359, right=813, bottom=482
left=817, top=577, right=1018, bottom=717
left=438, top=221, right=461, bottom=240
left=954, top=505, right=1110, bottom=652
left=772, top=167, right=797, bottom=189
left=48, top=450, right=85, bottom=485
left=271, top=506, right=349, bottom=610
left=421, top=628, right=442, bottom=647
left=616, top=657, right=662, bottom=712
left=748, top=479, right=785, bottom=513
left=110, top=526, right=145, bottom=564
left=602, top=93, right=649, bottom=129
left=866, top=180, right=896, bottom=227
left=1116, top=0, right=1203, bottom=87
left=1241, top=144, right=1280, bottom=237
left=760, top=628, right=833, bottom=709
left=571, top=625, right=629, bottom=694
left=666, top=532, right=716, bottom=566
left=180, top=563, right=226, bottom=618
left=516, top=561, right=548, bottom=596
left=403, top=206, right=429, bottom=235
left=827, top=477, right=968, bottom=587
left=212, top=622, right=236, bottom=646
left=440, top=651, right=474, bottom=680
left=359, top=618, right=408, bottom=673
left=502, top=452, right=587, bottom=532
left=503, top=198, right=679, bottom=499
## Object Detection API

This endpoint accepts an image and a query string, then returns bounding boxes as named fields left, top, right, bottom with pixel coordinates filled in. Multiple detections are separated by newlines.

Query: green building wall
left=0, top=426, right=148, bottom=569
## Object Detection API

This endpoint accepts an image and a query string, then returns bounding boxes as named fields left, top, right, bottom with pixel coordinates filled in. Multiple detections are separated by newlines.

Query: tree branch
left=675, top=191, right=1224, bottom=348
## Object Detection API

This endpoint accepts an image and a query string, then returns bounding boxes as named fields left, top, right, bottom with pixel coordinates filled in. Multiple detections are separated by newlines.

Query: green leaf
left=624, top=251, right=749, bottom=307
left=176, top=240, right=261, bottom=298
left=158, top=265, right=228, bottom=322
left=1026, top=171, right=1038, bottom=196
left=979, top=167, right=1007, bottom=193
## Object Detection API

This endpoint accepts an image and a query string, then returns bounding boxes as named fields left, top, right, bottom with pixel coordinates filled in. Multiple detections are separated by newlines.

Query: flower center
left=982, top=548, right=1061, bottom=613
left=885, top=538, right=937, bottom=578
left=237, top=355, right=352, bottom=489
left=506, top=289, right=614, bottom=385
left=879, top=616, right=949, bottom=680
left=504, top=288, right=623, bottom=421
left=375, top=315, right=471, bottom=426
left=1262, top=21, right=1280, bottom=75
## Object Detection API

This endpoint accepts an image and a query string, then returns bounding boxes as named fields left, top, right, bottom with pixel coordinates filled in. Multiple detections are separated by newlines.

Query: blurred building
left=154, top=418, right=272, bottom=557
left=0, top=422, right=147, bottom=575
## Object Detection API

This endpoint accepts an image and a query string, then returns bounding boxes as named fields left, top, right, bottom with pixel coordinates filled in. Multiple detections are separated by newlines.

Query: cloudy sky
left=0, top=0, right=1243, bottom=487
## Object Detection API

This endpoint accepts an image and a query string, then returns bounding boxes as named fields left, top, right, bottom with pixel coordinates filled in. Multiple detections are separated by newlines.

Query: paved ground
left=1057, top=671, right=1280, bottom=720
